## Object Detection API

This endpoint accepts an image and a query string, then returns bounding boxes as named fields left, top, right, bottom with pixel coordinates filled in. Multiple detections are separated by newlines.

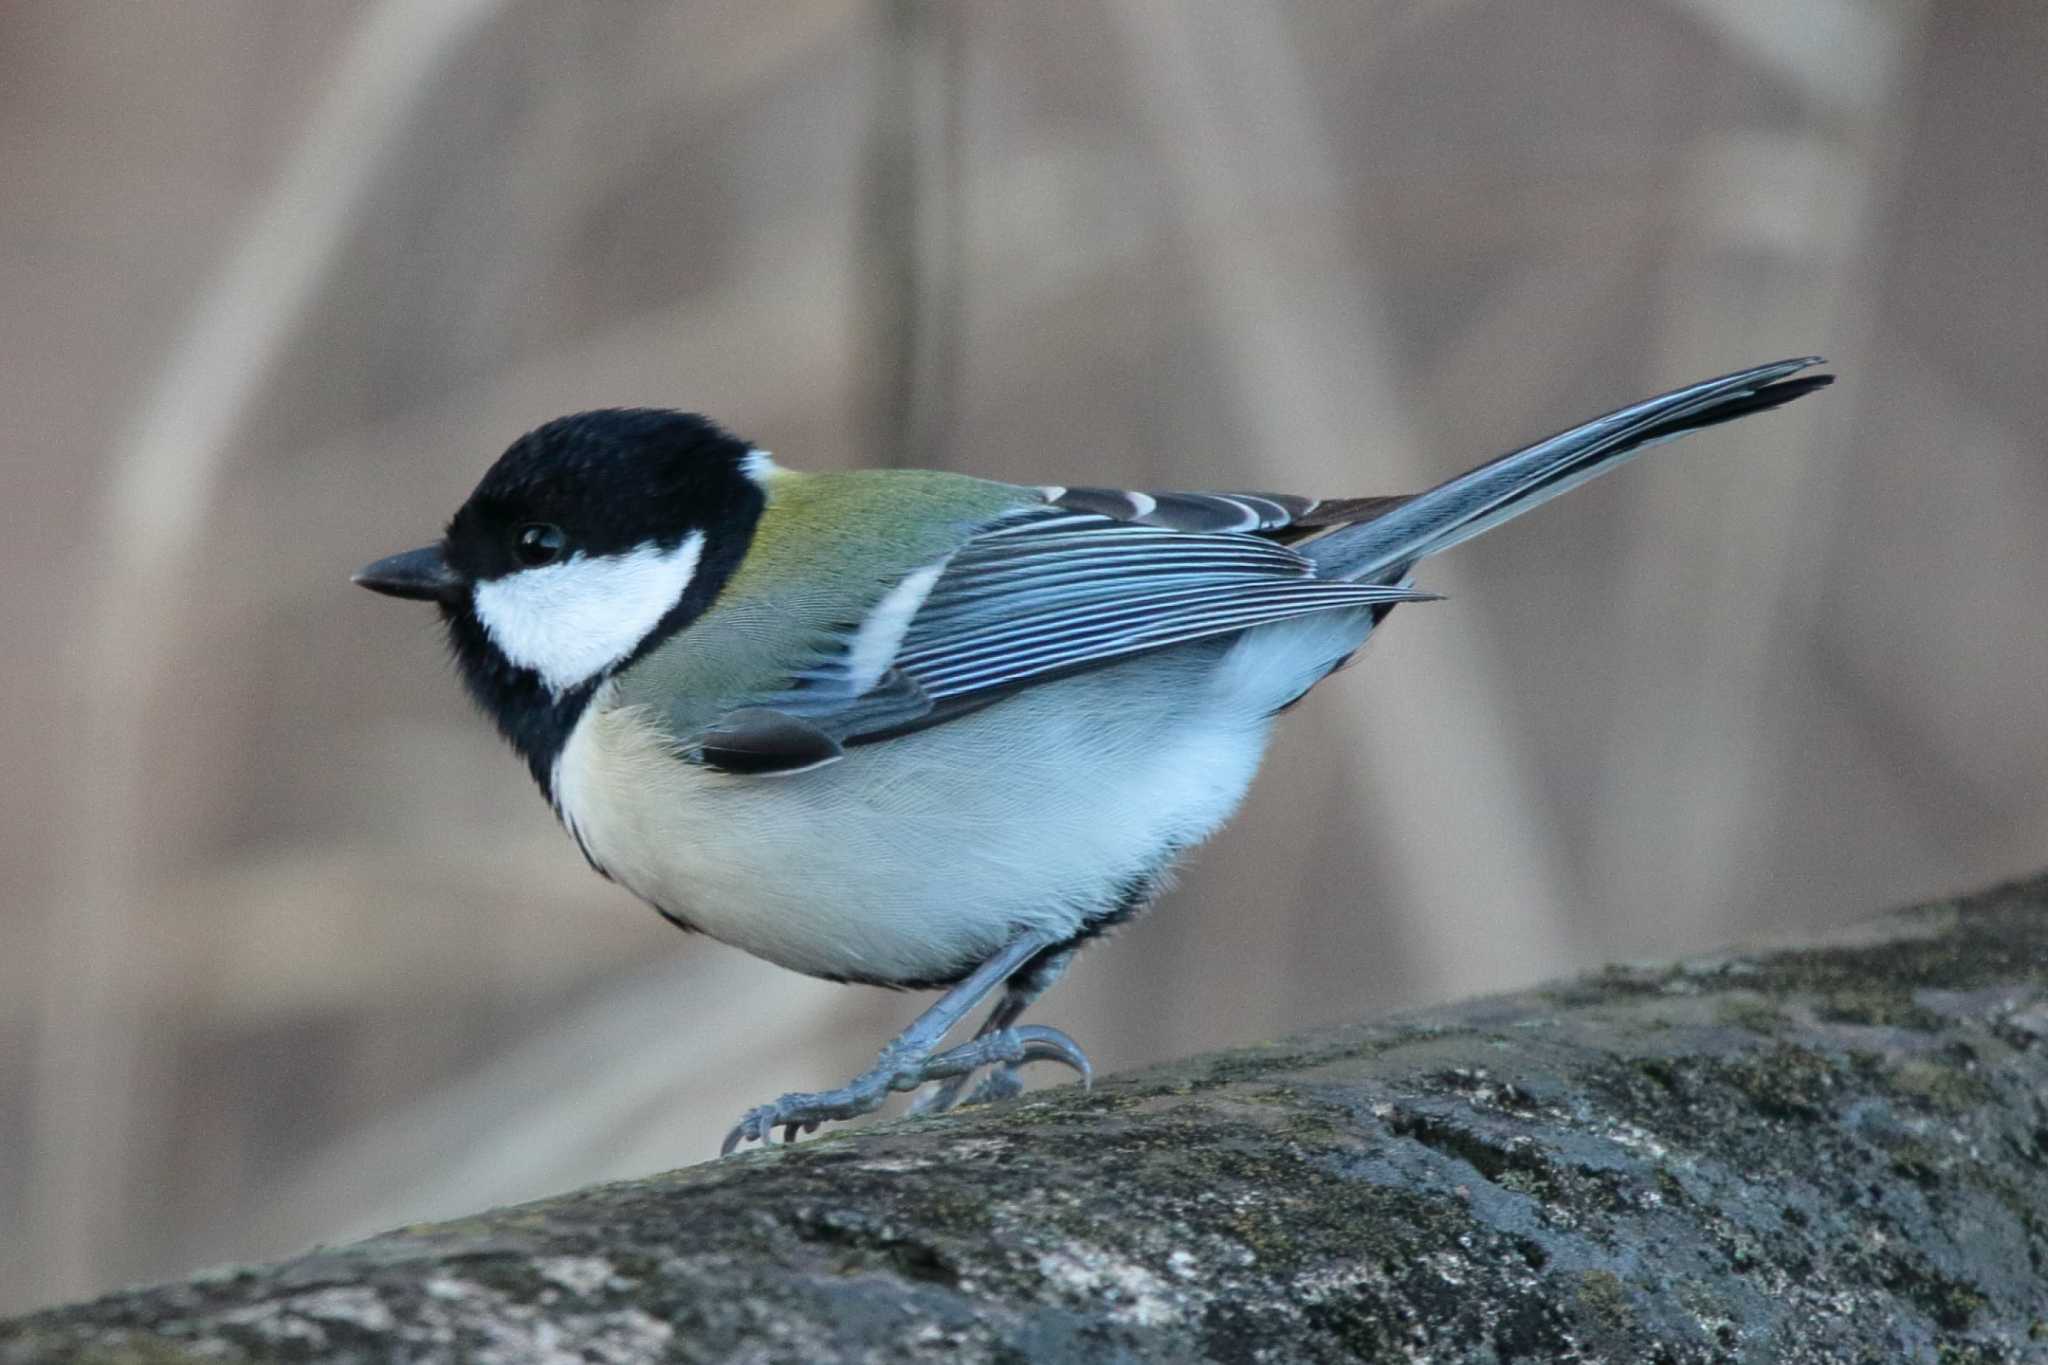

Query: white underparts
left=548, top=654, right=1282, bottom=985
left=473, top=532, right=705, bottom=695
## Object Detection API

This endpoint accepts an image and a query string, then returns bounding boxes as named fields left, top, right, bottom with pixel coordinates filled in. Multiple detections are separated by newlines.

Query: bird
left=354, top=357, right=1831, bottom=1153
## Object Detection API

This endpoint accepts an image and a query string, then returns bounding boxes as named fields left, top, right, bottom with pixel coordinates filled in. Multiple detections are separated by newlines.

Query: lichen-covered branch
left=7, top=875, right=2048, bottom=1363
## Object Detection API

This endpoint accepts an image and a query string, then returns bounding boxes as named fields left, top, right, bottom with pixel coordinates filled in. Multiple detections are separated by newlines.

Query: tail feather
left=1305, top=358, right=1833, bottom=582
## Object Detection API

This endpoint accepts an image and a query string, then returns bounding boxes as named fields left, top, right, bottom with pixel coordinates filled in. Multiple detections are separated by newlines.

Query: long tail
left=1305, top=357, right=1833, bottom=582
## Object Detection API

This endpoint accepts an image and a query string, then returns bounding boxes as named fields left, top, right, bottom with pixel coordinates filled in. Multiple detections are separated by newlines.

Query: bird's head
left=355, top=408, right=768, bottom=775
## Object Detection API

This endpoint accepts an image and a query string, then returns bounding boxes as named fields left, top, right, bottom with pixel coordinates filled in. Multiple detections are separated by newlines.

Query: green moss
left=1181, top=1034, right=1409, bottom=1092
left=1876, top=1250, right=1990, bottom=1332
left=1816, top=987, right=1943, bottom=1030
left=5, top=1335, right=219, bottom=1365
left=1573, top=1268, right=1636, bottom=1334
left=1884, top=1136, right=1949, bottom=1190
left=1884, top=1057, right=1993, bottom=1114
left=1715, top=995, right=1792, bottom=1034
left=1543, top=962, right=1681, bottom=1009
left=1383, top=1107, right=1566, bottom=1202
left=1714, top=1044, right=1840, bottom=1124
left=1031, top=1108, right=1488, bottom=1283
left=1277, top=1108, right=1347, bottom=1145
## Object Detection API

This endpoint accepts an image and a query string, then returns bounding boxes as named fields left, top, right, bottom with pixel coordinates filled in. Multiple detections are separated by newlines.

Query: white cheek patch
left=473, top=532, right=706, bottom=695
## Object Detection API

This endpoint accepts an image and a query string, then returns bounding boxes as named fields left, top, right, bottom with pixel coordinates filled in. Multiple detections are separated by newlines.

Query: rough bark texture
left=7, top=875, right=2048, bottom=1364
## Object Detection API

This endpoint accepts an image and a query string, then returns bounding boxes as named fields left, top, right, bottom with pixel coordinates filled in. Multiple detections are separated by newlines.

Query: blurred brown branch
left=6, top=873, right=2045, bottom=1363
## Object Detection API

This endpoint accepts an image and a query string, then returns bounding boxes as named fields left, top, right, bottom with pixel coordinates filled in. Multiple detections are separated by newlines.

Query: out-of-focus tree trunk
left=6, top=873, right=2046, bottom=1362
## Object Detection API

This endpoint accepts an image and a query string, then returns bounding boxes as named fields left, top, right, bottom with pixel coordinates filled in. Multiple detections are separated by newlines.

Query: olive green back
left=612, top=468, right=1033, bottom=740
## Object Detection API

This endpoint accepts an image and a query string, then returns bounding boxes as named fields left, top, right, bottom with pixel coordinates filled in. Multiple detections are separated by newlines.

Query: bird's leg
left=722, top=932, right=1087, bottom=1154
left=909, top=947, right=1077, bottom=1115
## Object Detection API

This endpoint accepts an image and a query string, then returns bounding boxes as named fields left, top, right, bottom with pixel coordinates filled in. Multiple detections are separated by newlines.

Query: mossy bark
left=7, top=875, right=2048, bottom=1363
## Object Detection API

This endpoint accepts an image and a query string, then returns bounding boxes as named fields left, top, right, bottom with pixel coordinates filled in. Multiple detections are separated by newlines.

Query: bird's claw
left=722, top=1100, right=840, bottom=1156
left=929, top=1024, right=1093, bottom=1084
left=723, top=1025, right=1093, bottom=1153
left=909, top=1024, right=1093, bottom=1116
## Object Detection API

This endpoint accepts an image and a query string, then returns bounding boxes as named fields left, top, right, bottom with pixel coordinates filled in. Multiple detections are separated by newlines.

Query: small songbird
left=355, top=358, right=1830, bottom=1152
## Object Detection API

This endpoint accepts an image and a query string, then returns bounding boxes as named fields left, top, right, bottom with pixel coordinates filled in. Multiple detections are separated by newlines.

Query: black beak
left=353, top=544, right=466, bottom=603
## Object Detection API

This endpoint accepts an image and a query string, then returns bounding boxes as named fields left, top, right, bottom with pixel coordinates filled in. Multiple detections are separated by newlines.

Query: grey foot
left=916, top=1061, right=1031, bottom=1115
left=907, top=1072, right=972, bottom=1117
left=965, top=1065, right=1030, bottom=1106
left=909, top=1024, right=1092, bottom=1115
left=723, top=1026, right=1091, bottom=1154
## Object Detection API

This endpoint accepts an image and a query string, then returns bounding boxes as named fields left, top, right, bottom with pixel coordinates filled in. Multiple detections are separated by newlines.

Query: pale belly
left=550, top=615, right=1373, bottom=986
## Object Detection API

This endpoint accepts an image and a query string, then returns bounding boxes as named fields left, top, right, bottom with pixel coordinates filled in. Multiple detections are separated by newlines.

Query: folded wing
left=881, top=511, right=1422, bottom=703
left=698, top=500, right=1428, bottom=769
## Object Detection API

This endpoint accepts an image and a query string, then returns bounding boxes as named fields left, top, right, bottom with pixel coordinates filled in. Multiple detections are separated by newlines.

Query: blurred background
left=4, top=0, right=2044, bottom=1314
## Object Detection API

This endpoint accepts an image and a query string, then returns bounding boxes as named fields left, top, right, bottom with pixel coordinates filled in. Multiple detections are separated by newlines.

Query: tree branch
left=7, top=874, right=2048, bottom=1363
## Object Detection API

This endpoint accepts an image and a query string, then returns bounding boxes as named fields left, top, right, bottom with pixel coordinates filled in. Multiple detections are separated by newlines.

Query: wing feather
left=878, top=508, right=1425, bottom=708
left=706, top=489, right=1428, bottom=759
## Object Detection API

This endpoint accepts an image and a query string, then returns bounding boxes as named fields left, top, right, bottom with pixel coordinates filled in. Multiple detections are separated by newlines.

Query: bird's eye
left=513, top=523, right=567, bottom=567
